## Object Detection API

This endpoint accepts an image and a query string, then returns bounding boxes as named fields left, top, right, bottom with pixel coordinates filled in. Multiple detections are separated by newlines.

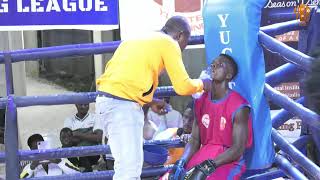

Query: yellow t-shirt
left=97, top=32, right=203, bottom=106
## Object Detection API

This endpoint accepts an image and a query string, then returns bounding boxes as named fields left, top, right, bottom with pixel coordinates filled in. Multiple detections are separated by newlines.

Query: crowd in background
left=18, top=97, right=193, bottom=178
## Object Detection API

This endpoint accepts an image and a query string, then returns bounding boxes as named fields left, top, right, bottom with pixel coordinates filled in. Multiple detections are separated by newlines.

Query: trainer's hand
left=201, top=78, right=212, bottom=92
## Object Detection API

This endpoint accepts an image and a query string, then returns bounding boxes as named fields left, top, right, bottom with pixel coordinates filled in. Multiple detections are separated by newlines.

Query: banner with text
left=119, top=0, right=204, bottom=40
left=119, top=0, right=319, bottom=40
left=273, top=82, right=302, bottom=143
left=0, top=0, right=119, bottom=31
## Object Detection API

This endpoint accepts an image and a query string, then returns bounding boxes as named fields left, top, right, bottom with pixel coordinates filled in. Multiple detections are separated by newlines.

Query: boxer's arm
left=180, top=118, right=201, bottom=163
left=211, top=107, right=250, bottom=167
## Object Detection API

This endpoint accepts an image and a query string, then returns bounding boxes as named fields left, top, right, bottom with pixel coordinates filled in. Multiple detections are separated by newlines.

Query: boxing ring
left=0, top=12, right=320, bottom=180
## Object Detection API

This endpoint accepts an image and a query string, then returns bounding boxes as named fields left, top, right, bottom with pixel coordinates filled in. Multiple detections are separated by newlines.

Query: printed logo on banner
left=264, top=0, right=299, bottom=8
left=294, top=2, right=311, bottom=25
left=264, top=0, right=319, bottom=9
left=153, top=0, right=203, bottom=35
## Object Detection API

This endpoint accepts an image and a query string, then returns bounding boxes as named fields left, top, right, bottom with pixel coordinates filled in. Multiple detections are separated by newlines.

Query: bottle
left=192, top=66, right=212, bottom=99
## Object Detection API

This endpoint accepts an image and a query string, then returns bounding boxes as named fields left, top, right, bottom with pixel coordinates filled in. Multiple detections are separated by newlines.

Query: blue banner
left=203, top=0, right=275, bottom=169
left=0, top=0, right=118, bottom=30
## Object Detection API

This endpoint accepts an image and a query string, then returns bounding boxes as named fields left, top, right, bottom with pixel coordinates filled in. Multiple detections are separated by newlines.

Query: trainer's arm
left=162, top=40, right=203, bottom=95
left=212, top=107, right=250, bottom=167
left=180, top=117, right=201, bottom=163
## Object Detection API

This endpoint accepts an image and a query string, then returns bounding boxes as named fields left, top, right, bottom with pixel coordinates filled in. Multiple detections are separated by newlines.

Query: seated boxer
left=163, top=54, right=253, bottom=180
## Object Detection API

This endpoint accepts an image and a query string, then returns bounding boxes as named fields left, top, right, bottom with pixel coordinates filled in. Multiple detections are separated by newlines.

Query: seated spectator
left=60, top=128, right=81, bottom=167
left=20, top=134, right=79, bottom=178
left=60, top=128, right=75, bottom=148
left=165, top=104, right=195, bottom=165
left=180, top=102, right=195, bottom=143
left=152, top=102, right=194, bottom=141
left=147, top=97, right=183, bottom=135
left=143, top=103, right=195, bottom=165
left=63, top=103, right=103, bottom=172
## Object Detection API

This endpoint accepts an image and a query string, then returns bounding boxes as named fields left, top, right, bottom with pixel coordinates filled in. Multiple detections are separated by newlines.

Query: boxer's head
left=210, top=54, right=238, bottom=83
left=161, top=16, right=191, bottom=51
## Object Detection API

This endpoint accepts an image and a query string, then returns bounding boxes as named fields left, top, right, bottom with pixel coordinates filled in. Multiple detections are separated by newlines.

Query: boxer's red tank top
left=194, top=90, right=253, bottom=148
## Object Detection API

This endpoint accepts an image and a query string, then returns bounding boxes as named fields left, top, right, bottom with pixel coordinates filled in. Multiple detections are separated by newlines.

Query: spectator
left=60, top=128, right=81, bottom=167
left=63, top=104, right=103, bottom=172
left=151, top=101, right=194, bottom=141
left=60, top=128, right=75, bottom=148
left=164, top=105, right=195, bottom=165
left=20, top=134, right=79, bottom=178
left=182, top=102, right=194, bottom=135
left=147, top=97, right=183, bottom=135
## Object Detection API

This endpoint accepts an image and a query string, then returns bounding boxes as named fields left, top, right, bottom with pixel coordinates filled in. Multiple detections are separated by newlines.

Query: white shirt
left=20, top=159, right=79, bottom=178
left=64, top=113, right=98, bottom=131
left=64, top=112, right=106, bottom=146
left=147, top=105, right=183, bottom=133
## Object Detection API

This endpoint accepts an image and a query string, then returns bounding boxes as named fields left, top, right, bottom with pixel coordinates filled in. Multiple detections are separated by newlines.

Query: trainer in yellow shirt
left=95, top=16, right=211, bottom=180
left=97, top=26, right=207, bottom=105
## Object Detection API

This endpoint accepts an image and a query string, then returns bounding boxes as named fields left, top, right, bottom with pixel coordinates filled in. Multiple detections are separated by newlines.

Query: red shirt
left=194, top=90, right=253, bottom=148
left=186, top=90, right=253, bottom=171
